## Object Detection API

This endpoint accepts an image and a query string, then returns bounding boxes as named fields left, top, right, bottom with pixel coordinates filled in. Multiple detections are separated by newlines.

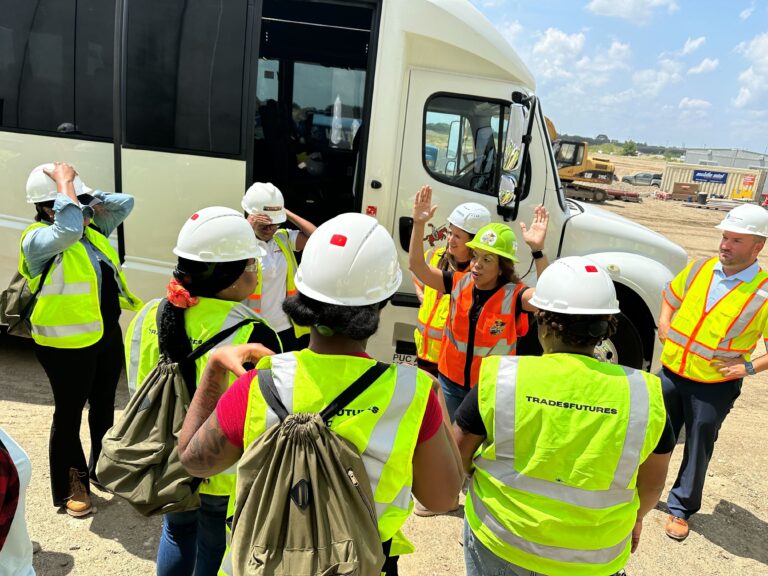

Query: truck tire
left=594, top=312, right=644, bottom=368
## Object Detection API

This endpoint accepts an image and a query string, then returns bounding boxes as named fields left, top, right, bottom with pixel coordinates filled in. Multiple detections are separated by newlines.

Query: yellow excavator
left=545, top=117, right=615, bottom=202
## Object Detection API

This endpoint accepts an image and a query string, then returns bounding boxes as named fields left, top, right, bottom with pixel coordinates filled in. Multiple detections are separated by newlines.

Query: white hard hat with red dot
left=529, top=256, right=620, bottom=315
left=294, top=213, right=402, bottom=306
left=174, top=206, right=267, bottom=262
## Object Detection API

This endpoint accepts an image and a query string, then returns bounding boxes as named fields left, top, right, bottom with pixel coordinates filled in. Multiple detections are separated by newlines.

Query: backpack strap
left=257, top=361, right=390, bottom=424
left=17, top=256, right=55, bottom=320
left=320, top=362, right=389, bottom=423
left=186, top=318, right=260, bottom=363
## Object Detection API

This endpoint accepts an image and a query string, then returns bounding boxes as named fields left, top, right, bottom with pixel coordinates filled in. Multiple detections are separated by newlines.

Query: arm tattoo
left=183, top=413, right=236, bottom=477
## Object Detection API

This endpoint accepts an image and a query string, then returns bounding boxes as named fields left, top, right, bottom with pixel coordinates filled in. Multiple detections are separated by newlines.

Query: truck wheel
left=593, top=313, right=644, bottom=368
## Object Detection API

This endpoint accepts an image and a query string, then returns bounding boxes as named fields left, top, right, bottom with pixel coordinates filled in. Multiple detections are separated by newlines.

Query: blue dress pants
left=659, top=367, right=742, bottom=520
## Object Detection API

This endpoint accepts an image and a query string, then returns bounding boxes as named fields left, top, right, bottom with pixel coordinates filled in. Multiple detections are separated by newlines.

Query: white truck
left=0, top=0, right=686, bottom=369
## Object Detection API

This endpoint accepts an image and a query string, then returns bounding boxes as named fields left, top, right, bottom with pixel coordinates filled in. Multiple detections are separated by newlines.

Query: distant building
left=676, top=147, right=768, bottom=197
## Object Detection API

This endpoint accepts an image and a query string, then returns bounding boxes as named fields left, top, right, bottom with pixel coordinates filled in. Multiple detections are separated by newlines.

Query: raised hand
left=412, top=185, right=438, bottom=224
left=519, top=204, right=549, bottom=251
left=43, top=161, right=77, bottom=188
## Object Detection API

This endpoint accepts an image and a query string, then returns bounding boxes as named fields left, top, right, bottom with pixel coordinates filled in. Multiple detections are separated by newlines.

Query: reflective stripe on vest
left=439, top=273, right=521, bottom=386
left=414, top=248, right=448, bottom=362
left=220, top=352, right=430, bottom=575
left=125, top=298, right=263, bottom=495
left=662, top=257, right=768, bottom=382
left=262, top=356, right=420, bottom=518
left=478, top=359, right=649, bottom=508
left=469, top=484, right=631, bottom=565
left=467, top=355, right=666, bottom=575
left=20, top=223, right=141, bottom=348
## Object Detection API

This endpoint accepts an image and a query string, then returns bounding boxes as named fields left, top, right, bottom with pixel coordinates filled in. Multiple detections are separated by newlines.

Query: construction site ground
left=1, top=192, right=767, bottom=575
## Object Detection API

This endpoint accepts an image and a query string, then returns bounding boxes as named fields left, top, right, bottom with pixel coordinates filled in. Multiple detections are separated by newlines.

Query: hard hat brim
left=464, top=240, right=519, bottom=263
left=294, top=270, right=402, bottom=307
left=714, top=222, right=768, bottom=238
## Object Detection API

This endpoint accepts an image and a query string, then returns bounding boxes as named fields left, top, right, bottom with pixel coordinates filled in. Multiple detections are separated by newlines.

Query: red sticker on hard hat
left=366, top=205, right=377, bottom=216
left=330, top=234, right=347, bottom=247
left=585, top=265, right=598, bottom=273
left=191, top=213, right=199, bottom=220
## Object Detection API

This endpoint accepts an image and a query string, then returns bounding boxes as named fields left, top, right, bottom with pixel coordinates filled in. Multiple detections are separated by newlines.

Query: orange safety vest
left=437, top=273, right=528, bottom=388
left=661, top=256, right=768, bottom=383
left=414, top=247, right=450, bottom=364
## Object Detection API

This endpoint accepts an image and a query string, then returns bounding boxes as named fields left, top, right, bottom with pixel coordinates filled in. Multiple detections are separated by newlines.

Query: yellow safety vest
left=414, top=247, right=449, bottom=363
left=245, top=229, right=310, bottom=339
left=125, top=297, right=273, bottom=496
left=466, top=354, right=666, bottom=576
left=19, top=222, right=141, bottom=349
left=218, top=350, right=432, bottom=575
left=661, top=257, right=768, bottom=383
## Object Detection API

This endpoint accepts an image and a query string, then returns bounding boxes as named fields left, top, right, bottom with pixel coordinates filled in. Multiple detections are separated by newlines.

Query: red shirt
left=217, top=358, right=442, bottom=449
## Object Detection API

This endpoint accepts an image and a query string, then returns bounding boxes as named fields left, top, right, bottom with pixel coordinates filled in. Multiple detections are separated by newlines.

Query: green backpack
left=0, top=257, right=54, bottom=338
left=229, top=362, right=390, bottom=576
left=96, top=299, right=259, bottom=517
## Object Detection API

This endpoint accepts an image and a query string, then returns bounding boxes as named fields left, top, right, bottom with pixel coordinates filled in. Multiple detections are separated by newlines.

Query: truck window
left=423, top=95, right=509, bottom=196
left=0, top=0, right=115, bottom=139
left=124, top=0, right=248, bottom=155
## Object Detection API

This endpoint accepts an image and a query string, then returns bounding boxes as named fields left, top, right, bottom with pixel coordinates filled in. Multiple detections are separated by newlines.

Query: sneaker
left=65, top=468, right=93, bottom=518
left=664, top=515, right=689, bottom=541
left=413, top=497, right=459, bottom=517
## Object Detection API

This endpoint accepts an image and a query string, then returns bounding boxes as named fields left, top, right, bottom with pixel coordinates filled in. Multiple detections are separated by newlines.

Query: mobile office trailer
left=0, top=0, right=686, bottom=369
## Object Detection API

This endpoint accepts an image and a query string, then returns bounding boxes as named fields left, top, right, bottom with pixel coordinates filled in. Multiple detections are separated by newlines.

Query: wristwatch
left=744, top=360, right=756, bottom=376
left=531, top=250, right=544, bottom=260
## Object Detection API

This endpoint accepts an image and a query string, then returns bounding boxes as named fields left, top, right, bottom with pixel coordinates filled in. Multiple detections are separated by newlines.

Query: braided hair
left=535, top=310, right=618, bottom=349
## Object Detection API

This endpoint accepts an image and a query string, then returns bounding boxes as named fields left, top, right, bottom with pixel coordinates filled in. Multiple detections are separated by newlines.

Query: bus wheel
left=594, top=313, right=644, bottom=368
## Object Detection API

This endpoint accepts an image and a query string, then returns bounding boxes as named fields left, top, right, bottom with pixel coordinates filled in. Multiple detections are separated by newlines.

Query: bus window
left=0, top=0, right=114, bottom=138
left=124, top=0, right=247, bottom=155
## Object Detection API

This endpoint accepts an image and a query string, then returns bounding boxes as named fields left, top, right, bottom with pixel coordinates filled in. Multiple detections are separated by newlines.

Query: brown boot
left=65, top=468, right=93, bottom=518
left=664, top=515, right=689, bottom=540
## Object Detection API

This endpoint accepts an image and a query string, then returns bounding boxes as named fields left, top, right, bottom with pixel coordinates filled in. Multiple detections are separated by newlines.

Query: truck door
left=368, top=68, right=537, bottom=364
left=116, top=0, right=253, bottom=300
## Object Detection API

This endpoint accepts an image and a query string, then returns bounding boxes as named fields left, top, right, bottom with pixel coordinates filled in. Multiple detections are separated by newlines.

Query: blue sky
left=471, top=0, right=768, bottom=153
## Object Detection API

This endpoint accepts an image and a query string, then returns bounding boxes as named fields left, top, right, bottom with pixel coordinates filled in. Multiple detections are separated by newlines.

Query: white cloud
left=585, top=0, right=679, bottom=23
left=633, top=57, right=682, bottom=97
left=733, top=32, right=768, bottom=108
left=681, top=36, right=706, bottom=55
left=679, top=97, right=711, bottom=109
left=531, top=28, right=586, bottom=80
left=574, top=41, right=632, bottom=85
left=687, top=57, right=719, bottom=74
left=497, top=20, right=523, bottom=46
left=739, top=6, right=754, bottom=20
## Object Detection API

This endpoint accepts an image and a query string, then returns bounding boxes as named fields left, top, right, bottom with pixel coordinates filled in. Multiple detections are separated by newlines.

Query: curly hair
left=282, top=292, right=383, bottom=340
left=536, top=310, right=618, bottom=349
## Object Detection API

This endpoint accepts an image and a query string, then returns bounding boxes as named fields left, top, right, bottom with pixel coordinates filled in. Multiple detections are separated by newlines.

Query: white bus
left=0, top=0, right=686, bottom=368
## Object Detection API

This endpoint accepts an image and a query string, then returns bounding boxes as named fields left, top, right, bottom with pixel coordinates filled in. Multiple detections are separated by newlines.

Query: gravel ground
left=1, top=197, right=766, bottom=575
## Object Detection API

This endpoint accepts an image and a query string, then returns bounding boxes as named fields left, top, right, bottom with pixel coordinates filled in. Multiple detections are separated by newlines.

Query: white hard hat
left=294, top=213, right=402, bottom=306
left=241, top=182, right=287, bottom=224
left=447, top=202, right=492, bottom=235
left=715, top=204, right=768, bottom=238
left=26, top=163, right=92, bottom=204
left=173, top=206, right=267, bottom=262
left=529, top=256, right=620, bottom=315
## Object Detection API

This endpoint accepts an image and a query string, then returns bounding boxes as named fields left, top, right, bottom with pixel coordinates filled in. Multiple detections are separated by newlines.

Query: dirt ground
left=1, top=197, right=767, bottom=575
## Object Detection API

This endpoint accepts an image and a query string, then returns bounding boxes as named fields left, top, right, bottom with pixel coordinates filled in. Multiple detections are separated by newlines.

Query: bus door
left=247, top=0, right=378, bottom=226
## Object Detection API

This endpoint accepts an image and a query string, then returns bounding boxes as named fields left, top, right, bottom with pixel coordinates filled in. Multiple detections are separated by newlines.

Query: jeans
left=34, top=324, right=123, bottom=505
left=157, top=494, right=229, bottom=576
left=438, top=373, right=469, bottom=422
left=659, top=367, right=742, bottom=519
left=464, top=520, right=627, bottom=576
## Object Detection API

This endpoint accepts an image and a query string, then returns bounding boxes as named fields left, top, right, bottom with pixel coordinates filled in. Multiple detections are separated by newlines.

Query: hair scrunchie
left=166, top=277, right=199, bottom=309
